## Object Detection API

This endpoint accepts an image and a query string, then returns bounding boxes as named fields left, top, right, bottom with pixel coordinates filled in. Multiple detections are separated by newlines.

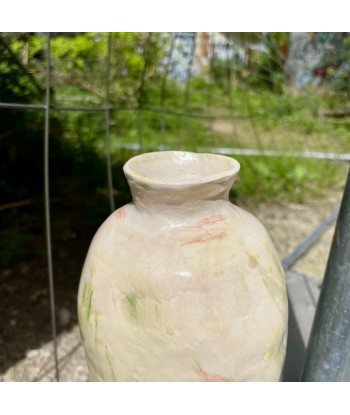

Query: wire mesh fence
left=1, top=32, right=350, bottom=381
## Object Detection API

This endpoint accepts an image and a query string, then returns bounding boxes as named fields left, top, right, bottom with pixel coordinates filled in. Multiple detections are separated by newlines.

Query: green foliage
left=316, top=33, right=350, bottom=94
left=0, top=33, right=108, bottom=204
left=234, top=156, right=345, bottom=203
left=51, top=32, right=168, bottom=107
left=0, top=34, right=45, bottom=103
left=210, top=56, right=232, bottom=91
left=1, top=32, right=349, bottom=207
left=0, top=34, right=45, bottom=201
left=246, top=33, right=289, bottom=93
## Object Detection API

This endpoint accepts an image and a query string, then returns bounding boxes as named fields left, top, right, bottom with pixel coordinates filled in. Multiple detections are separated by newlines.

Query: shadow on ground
left=0, top=167, right=132, bottom=375
left=282, top=299, right=306, bottom=381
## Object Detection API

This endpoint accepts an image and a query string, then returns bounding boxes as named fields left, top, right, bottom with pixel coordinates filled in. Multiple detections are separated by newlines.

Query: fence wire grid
left=1, top=32, right=350, bottom=381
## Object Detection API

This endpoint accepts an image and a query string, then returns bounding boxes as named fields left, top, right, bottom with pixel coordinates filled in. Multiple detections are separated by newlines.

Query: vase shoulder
left=78, top=200, right=287, bottom=382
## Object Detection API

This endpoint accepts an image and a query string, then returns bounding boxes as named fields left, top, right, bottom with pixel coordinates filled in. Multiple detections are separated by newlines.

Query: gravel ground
left=0, top=188, right=343, bottom=382
left=1, top=325, right=88, bottom=382
left=250, top=189, right=342, bottom=280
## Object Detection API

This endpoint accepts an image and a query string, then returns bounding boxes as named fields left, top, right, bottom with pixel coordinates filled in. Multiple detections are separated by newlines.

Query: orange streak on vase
left=115, top=208, right=126, bottom=220
left=183, top=231, right=227, bottom=245
left=196, top=366, right=236, bottom=382
left=196, top=215, right=227, bottom=228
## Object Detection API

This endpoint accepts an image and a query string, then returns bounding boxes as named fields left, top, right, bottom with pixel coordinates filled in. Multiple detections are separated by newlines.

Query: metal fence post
left=105, top=32, right=115, bottom=212
left=44, top=32, right=60, bottom=382
left=302, top=167, right=350, bottom=381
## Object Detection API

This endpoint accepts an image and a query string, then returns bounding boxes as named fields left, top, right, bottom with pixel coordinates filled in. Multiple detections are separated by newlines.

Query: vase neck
left=123, top=151, right=240, bottom=210
left=127, top=176, right=235, bottom=209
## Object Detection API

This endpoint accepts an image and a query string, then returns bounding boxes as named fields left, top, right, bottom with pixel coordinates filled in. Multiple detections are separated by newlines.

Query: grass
left=28, top=74, right=340, bottom=220
left=233, top=156, right=347, bottom=203
left=69, top=79, right=349, bottom=204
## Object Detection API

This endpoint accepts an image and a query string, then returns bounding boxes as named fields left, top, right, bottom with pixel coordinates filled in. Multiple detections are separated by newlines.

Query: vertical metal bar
left=225, top=38, right=241, bottom=147
left=105, top=32, right=115, bottom=212
left=182, top=32, right=196, bottom=145
left=225, top=33, right=258, bottom=181
left=225, top=40, right=232, bottom=105
left=226, top=39, right=240, bottom=121
left=205, top=33, right=215, bottom=146
left=137, top=32, right=152, bottom=153
left=244, top=93, right=263, bottom=149
left=44, top=32, right=60, bottom=382
left=136, top=109, right=143, bottom=152
left=258, top=34, right=281, bottom=152
left=183, top=32, right=196, bottom=112
left=159, top=32, right=177, bottom=144
left=302, top=167, right=350, bottom=381
left=236, top=33, right=263, bottom=150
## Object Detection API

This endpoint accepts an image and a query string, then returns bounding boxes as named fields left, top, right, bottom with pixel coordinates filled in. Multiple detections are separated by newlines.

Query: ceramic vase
left=78, top=151, right=288, bottom=381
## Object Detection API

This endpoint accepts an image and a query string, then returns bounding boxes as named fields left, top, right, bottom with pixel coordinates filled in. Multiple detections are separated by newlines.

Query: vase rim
left=123, top=151, right=240, bottom=187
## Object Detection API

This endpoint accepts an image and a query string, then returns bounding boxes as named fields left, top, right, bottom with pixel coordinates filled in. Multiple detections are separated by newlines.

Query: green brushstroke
left=271, top=249, right=285, bottom=283
left=82, top=282, right=94, bottom=322
left=123, top=291, right=162, bottom=325
left=86, top=289, right=93, bottom=320
left=263, top=276, right=284, bottom=313
left=105, top=345, right=118, bottom=381
left=124, top=292, right=139, bottom=322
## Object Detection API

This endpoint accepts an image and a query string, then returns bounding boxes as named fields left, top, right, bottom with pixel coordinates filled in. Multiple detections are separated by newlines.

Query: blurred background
left=1, top=32, right=350, bottom=381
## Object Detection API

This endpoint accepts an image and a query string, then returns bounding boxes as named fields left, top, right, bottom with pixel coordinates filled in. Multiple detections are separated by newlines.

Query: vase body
left=78, top=151, right=288, bottom=381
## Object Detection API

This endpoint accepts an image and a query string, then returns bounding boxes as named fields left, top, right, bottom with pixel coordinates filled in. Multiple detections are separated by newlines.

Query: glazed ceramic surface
left=78, top=151, right=288, bottom=381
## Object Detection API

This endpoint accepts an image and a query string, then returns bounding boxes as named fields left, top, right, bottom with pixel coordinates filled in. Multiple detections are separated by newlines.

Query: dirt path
left=241, top=188, right=343, bottom=280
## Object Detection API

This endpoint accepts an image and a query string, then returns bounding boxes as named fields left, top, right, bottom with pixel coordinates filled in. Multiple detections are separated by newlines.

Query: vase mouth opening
left=123, top=151, right=240, bottom=187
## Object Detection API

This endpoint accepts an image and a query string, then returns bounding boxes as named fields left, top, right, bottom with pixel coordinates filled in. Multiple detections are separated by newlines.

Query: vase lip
left=123, top=151, right=240, bottom=187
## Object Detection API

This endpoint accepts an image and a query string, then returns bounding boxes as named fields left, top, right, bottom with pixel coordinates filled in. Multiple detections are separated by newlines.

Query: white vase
left=78, top=151, right=288, bottom=381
